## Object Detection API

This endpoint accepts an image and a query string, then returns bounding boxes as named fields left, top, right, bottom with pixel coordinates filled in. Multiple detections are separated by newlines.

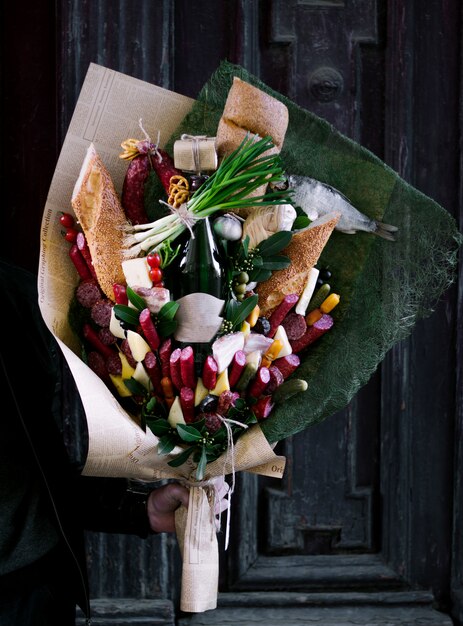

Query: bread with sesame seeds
left=71, top=143, right=127, bottom=301
left=256, top=213, right=340, bottom=317
left=215, top=77, right=289, bottom=216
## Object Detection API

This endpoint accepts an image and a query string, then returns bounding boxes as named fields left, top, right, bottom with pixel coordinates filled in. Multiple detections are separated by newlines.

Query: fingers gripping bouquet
left=40, top=62, right=461, bottom=613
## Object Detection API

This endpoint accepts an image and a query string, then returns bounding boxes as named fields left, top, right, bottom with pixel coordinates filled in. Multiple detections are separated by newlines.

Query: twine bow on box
left=174, top=134, right=218, bottom=174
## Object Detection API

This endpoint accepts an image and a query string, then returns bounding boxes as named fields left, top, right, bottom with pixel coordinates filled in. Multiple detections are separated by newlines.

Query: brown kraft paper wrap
left=37, top=62, right=286, bottom=615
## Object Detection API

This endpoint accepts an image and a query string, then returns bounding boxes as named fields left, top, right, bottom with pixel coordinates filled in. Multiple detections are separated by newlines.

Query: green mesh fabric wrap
left=167, top=60, right=462, bottom=444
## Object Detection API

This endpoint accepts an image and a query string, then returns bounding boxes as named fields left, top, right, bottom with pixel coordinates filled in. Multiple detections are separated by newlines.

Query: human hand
left=147, top=482, right=190, bottom=533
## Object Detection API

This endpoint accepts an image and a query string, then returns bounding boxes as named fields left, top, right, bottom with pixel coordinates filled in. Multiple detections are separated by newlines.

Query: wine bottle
left=171, top=190, right=226, bottom=374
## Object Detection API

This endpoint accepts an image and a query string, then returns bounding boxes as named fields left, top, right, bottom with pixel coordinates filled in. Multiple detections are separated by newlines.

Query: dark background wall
left=1, top=2, right=462, bottom=624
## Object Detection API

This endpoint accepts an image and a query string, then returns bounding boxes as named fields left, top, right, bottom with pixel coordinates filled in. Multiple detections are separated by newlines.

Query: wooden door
left=2, top=1, right=461, bottom=624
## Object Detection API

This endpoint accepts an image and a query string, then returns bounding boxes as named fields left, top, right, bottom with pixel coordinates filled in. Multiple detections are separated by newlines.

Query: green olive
left=236, top=293, right=245, bottom=301
left=237, top=271, right=249, bottom=284
left=234, top=283, right=247, bottom=295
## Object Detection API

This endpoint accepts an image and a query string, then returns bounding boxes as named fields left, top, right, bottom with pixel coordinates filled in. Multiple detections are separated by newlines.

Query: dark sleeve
left=57, top=334, right=158, bottom=538
left=73, top=475, right=156, bottom=538
left=0, top=259, right=156, bottom=540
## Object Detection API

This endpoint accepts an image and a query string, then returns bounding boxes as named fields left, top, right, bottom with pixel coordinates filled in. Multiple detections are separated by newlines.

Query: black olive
left=319, top=268, right=332, bottom=281
left=198, top=394, right=218, bottom=414
left=253, top=316, right=271, bottom=335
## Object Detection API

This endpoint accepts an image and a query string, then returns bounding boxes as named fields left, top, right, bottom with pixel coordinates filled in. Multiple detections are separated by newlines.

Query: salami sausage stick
left=267, top=293, right=299, bottom=338
left=289, top=314, right=333, bottom=354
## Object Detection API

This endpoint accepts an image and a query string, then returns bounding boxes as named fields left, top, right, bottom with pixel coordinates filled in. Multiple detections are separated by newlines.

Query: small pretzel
left=168, top=175, right=190, bottom=208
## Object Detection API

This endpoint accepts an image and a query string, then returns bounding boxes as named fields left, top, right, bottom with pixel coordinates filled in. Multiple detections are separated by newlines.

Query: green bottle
left=171, top=183, right=226, bottom=374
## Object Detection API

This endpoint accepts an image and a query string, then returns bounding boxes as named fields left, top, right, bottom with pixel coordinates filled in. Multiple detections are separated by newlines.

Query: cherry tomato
left=59, top=212, right=75, bottom=229
left=64, top=227, right=79, bottom=243
left=146, top=252, right=161, bottom=268
left=149, top=267, right=163, bottom=283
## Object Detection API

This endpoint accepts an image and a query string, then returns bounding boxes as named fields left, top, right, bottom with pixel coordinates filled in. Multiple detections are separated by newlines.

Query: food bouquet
left=38, top=61, right=461, bottom=613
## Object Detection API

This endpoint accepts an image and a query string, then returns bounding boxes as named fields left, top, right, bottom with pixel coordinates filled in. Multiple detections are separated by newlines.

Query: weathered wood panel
left=1, top=0, right=461, bottom=624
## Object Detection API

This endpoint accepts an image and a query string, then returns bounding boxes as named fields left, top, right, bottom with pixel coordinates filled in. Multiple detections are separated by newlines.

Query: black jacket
left=0, top=259, right=154, bottom=620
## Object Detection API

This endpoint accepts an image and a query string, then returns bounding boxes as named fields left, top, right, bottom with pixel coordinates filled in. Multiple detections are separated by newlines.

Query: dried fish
left=287, top=174, right=398, bottom=241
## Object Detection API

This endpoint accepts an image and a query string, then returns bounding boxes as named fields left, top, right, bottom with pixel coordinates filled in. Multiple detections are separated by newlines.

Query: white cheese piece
left=109, top=308, right=126, bottom=339
left=273, top=325, right=293, bottom=358
left=126, top=330, right=151, bottom=362
left=122, top=257, right=152, bottom=289
left=133, top=362, right=150, bottom=390
left=295, top=267, right=320, bottom=315
left=194, top=377, right=209, bottom=405
left=168, top=396, right=186, bottom=427
left=210, top=369, right=230, bottom=396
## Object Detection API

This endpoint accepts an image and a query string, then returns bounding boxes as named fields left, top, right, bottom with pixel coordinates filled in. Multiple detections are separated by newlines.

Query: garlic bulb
left=213, top=213, right=243, bottom=241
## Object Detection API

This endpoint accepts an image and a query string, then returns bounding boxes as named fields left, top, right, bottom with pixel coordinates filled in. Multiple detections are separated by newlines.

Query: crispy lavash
left=216, top=77, right=289, bottom=216
left=257, top=214, right=340, bottom=317
left=71, top=143, right=127, bottom=301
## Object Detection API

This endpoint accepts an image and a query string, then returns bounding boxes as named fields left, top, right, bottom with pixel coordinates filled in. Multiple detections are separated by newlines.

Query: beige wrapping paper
left=37, top=62, right=287, bottom=615
left=175, top=487, right=219, bottom=613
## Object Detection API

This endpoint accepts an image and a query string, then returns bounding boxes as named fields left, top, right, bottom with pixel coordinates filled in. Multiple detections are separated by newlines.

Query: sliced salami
left=266, top=365, right=284, bottom=394
left=121, top=338, right=137, bottom=369
left=106, top=352, right=122, bottom=376
left=87, top=351, right=108, bottom=381
left=76, top=278, right=102, bottom=308
left=281, top=312, right=307, bottom=341
left=91, top=298, right=114, bottom=328
left=98, top=327, right=117, bottom=346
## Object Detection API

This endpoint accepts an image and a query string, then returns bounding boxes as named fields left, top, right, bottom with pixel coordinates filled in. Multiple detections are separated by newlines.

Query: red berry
left=152, top=281, right=165, bottom=289
left=146, top=252, right=161, bottom=268
left=64, top=227, right=79, bottom=243
left=59, top=212, right=75, bottom=228
left=149, top=267, right=163, bottom=283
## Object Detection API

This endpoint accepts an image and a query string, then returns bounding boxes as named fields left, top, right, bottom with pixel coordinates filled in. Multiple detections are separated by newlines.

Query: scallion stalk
left=122, top=134, right=292, bottom=258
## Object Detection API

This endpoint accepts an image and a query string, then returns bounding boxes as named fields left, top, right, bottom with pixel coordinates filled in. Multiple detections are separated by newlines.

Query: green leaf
left=233, top=397, right=247, bottom=411
left=258, top=231, right=292, bottom=256
left=241, top=235, right=249, bottom=258
left=159, top=300, right=180, bottom=321
left=225, top=298, right=240, bottom=320
left=177, top=423, right=204, bottom=442
left=157, top=319, right=177, bottom=338
left=292, top=215, right=311, bottom=230
left=260, top=255, right=291, bottom=270
left=157, top=239, right=181, bottom=268
left=145, top=397, right=157, bottom=412
left=124, top=378, right=147, bottom=396
left=195, top=445, right=208, bottom=481
left=146, top=418, right=171, bottom=436
left=113, top=304, right=139, bottom=327
left=168, top=446, right=196, bottom=467
left=231, top=294, right=258, bottom=327
left=209, top=426, right=227, bottom=443
left=126, top=286, right=146, bottom=311
left=158, top=433, right=177, bottom=455
left=248, top=267, right=272, bottom=282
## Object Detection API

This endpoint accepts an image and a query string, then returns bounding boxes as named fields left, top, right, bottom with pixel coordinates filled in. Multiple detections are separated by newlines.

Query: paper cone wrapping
left=36, top=63, right=290, bottom=614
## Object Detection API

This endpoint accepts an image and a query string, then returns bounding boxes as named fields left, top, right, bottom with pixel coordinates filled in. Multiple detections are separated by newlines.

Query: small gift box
left=173, top=134, right=218, bottom=172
